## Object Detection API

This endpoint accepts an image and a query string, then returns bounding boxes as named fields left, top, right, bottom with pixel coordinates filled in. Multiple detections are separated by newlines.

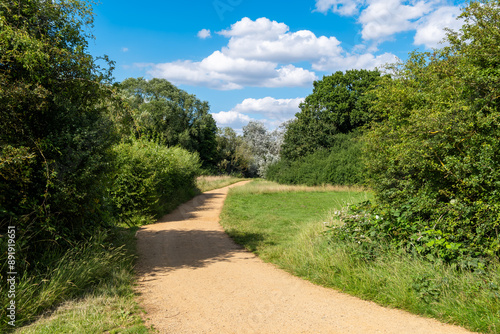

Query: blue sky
left=88, top=0, right=465, bottom=132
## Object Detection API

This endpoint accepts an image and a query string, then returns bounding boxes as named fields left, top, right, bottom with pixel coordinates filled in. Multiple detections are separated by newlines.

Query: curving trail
left=135, top=181, right=474, bottom=334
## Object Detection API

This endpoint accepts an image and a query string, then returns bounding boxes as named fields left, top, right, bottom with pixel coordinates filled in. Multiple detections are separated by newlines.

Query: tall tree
left=281, top=69, right=381, bottom=160
left=119, top=77, right=218, bottom=166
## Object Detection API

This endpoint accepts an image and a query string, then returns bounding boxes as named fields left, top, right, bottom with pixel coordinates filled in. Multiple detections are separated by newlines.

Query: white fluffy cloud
left=145, top=17, right=398, bottom=89
left=212, top=97, right=304, bottom=130
left=313, top=52, right=398, bottom=71
left=315, top=0, right=463, bottom=45
left=197, top=29, right=211, bottom=39
left=212, top=110, right=254, bottom=126
left=414, top=6, right=464, bottom=48
left=147, top=51, right=317, bottom=90
left=359, top=0, right=433, bottom=42
left=219, top=17, right=343, bottom=63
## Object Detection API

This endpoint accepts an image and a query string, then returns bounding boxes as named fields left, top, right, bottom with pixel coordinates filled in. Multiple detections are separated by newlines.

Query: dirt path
left=135, top=182, right=474, bottom=334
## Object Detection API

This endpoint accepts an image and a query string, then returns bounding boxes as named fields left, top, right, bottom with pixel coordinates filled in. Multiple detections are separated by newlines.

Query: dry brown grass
left=196, top=175, right=247, bottom=192
left=228, top=179, right=367, bottom=195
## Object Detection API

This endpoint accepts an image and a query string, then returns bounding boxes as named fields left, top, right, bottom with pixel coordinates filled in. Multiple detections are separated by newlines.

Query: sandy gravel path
left=135, top=182, right=474, bottom=334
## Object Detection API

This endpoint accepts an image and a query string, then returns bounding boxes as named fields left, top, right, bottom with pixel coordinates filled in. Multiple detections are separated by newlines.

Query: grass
left=7, top=228, right=152, bottom=334
left=219, top=180, right=500, bottom=334
left=195, top=175, right=247, bottom=192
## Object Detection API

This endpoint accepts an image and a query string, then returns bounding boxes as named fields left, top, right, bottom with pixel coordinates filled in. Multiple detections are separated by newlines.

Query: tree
left=216, top=127, right=253, bottom=176
left=281, top=69, right=381, bottom=160
left=242, top=121, right=284, bottom=177
left=119, top=77, right=218, bottom=166
left=0, top=0, right=116, bottom=261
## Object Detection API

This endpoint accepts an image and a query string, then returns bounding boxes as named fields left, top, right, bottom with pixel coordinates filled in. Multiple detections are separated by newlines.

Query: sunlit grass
left=228, top=179, right=367, bottom=195
left=196, top=175, right=247, bottom=192
left=10, top=229, right=151, bottom=334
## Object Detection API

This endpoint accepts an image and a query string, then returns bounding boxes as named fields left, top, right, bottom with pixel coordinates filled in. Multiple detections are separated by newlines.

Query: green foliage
left=281, top=69, right=381, bottom=161
left=215, top=127, right=253, bottom=177
left=0, top=0, right=118, bottom=270
left=109, top=139, right=200, bottom=224
left=266, top=132, right=365, bottom=186
left=119, top=77, right=218, bottom=167
left=353, top=0, right=500, bottom=264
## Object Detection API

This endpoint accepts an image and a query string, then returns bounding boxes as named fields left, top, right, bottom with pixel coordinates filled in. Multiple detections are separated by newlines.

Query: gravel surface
left=135, top=181, right=474, bottom=334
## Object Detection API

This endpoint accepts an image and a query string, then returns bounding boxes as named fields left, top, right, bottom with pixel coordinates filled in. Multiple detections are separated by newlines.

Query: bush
left=109, top=139, right=200, bottom=224
left=266, top=132, right=365, bottom=186
left=342, top=0, right=500, bottom=265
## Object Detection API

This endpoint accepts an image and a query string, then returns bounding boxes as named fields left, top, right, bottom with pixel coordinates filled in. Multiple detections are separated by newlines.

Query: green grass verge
left=9, top=228, right=152, bottom=334
left=219, top=180, right=500, bottom=334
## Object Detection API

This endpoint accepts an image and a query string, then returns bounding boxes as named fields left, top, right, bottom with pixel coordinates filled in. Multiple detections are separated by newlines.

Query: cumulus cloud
left=359, top=0, right=434, bottom=42
left=219, top=17, right=343, bottom=63
left=414, top=6, right=463, bottom=48
left=147, top=51, right=317, bottom=90
left=314, top=0, right=464, bottom=46
left=197, top=29, right=212, bottom=39
left=313, top=52, right=398, bottom=71
left=212, top=97, right=304, bottom=130
left=145, top=17, right=399, bottom=89
left=212, top=110, right=253, bottom=126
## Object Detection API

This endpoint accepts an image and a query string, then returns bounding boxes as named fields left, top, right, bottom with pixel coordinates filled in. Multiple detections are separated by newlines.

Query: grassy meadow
left=220, top=180, right=500, bottom=334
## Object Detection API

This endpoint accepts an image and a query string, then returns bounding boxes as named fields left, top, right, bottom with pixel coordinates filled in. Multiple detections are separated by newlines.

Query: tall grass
left=219, top=181, right=500, bottom=334
left=228, top=179, right=366, bottom=195
left=195, top=175, right=247, bottom=192
left=2, top=229, right=150, bottom=333
left=278, top=221, right=500, bottom=333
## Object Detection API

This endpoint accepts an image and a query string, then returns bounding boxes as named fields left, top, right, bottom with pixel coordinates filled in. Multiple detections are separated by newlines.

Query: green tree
left=216, top=127, right=253, bottom=176
left=119, top=77, right=218, bottom=166
left=0, top=0, right=116, bottom=262
left=281, top=69, right=381, bottom=160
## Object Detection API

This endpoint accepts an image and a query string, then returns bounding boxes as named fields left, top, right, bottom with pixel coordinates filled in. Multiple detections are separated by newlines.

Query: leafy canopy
left=119, top=77, right=218, bottom=166
left=281, top=69, right=381, bottom=160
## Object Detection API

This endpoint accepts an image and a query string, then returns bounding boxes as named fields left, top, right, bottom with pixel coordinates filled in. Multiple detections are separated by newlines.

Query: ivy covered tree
left=0, top=0, right=117, bottom=263
left=119, top=77, right=218, bottom=167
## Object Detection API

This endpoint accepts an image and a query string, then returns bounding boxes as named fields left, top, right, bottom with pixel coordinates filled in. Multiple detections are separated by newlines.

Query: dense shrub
left=331, top=0, right=500, bottom=266
left=266, top=132, right=365, bottom=186
left=0, top=0, right=118, bottom=275
left=109, top=140, right=200, bottom=224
